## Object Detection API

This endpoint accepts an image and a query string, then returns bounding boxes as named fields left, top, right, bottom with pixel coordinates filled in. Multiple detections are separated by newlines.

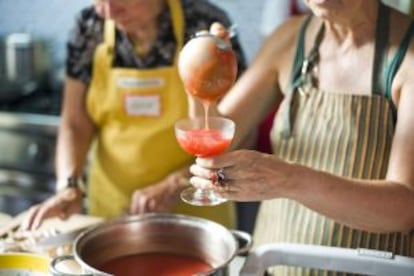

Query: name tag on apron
left=124, top=94, right=161, bottom=117
left=117, top=77, right=165, bottom=89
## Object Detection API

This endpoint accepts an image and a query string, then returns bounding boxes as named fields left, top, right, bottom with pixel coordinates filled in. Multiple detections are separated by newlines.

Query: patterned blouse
left=66, top=0, right=246, bottom=85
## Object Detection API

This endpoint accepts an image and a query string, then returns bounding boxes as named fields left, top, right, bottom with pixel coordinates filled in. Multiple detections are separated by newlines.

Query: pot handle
left=50, top=254, right=93, bottom=276
left=240, top=243, right=414, bottom=276
left=231, top=230, right=253, bottom=256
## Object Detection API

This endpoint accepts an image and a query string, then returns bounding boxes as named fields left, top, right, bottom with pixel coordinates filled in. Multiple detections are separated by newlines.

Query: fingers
left=189, top=176, right=211, bottom=190
left=190, top=164, right=214, bottom=179
left=22, top=203, right=58, bottom=231
left=209, top=22, right=230, bottom=42
left=189, top=164, right=235, bottom=195
left=21, top=205, right=41, bottom=231
left=129, top=193, right=145, bottom=214
left=21, top=189, right=81, bottom=231
left=195, top=155, right=234, bottom=169
left=129, top=191, right=156, bottom=214
left=189, top=176, right=235, bottom=195
left=191, top=161, right=228, bottom=181
left=30, top=204, right=53, bottom=231
left=196, top=22, right=231, bottom=46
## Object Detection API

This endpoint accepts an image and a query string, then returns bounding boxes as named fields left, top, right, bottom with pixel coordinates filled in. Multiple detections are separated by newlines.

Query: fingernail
left=190, top=177, right=209, bottom=189
left=196, top=157, right=213, bottom=167
left=189, top=164, right=197, bottom=173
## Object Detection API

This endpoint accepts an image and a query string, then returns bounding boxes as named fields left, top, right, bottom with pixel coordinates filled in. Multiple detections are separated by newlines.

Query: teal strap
left=385, top=21, right=414, bottom=98
left=384, top=20, right=414, bottom=122
left=281, top=17, right=325, bottom=139
left=289, top=15, right=313, bottom=88
left=372, top=2, right=390, bottom=96
left=280, top=16, right=312, bottom=139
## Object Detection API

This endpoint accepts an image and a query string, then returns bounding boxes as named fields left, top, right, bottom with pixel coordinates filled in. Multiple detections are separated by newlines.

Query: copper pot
left=50, top=213, right=252, bottom=276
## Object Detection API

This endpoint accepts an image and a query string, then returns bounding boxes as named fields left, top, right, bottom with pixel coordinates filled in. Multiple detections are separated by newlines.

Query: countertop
left=1, top=213, right=249, bottom=275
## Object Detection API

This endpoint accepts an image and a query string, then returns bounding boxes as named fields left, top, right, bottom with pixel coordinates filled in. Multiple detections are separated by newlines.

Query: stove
left=0, top=112, right=60, bottom=215
left=0, top=88, right=62, bottom=116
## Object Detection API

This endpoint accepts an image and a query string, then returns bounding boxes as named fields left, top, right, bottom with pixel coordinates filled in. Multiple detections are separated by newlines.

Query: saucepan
left=50, top=213, right=252, bottom=276
left=0, top=253, right=49, bottom=276
left=0, top=33, right=51, bottom=103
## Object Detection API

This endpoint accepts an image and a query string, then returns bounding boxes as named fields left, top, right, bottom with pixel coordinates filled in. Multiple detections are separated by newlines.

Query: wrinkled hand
left=196, top=22, right=232, bottom=44
left=129, top=174, right=185, bottom=214
left=21, top=188, right=83, bottom=231
left=209, top=22, right=232, bottom=44
left=189, top=150, right=292, bottom=201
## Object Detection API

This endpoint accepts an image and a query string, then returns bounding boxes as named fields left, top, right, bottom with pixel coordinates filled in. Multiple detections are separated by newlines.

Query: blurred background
left=0, top=0, right=413, bottom=233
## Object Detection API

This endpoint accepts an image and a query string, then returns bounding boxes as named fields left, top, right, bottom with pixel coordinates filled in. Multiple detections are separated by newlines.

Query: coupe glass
left=175, top=116, right=235, bottom=206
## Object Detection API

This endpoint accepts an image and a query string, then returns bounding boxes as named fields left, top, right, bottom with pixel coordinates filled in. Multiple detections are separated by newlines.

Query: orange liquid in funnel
left=179, top=34, right=237, bottom=102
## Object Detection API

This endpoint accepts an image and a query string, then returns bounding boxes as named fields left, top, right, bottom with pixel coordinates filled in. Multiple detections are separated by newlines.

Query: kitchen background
left=1, top=0, right=412, bottom=67
left=0, top=0, right=413, bottom=232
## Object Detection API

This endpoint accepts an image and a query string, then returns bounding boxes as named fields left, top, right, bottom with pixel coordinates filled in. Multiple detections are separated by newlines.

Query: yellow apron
left=85, top=0, right=235, bottom=228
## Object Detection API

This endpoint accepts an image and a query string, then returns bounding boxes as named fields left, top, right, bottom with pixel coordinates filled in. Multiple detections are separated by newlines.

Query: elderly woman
left=22, top=0, right=246, bottom=231
left=190, top=0, right=414, bottom=274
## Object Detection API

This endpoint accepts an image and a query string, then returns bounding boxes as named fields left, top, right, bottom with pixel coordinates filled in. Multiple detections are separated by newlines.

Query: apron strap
left=102, top=0, right=185, bottom=64
left=372, top=2, right=390, bottom=97
left=288, top=15, right=312, bottom=90
left=167, top=0, right=185, bottom=63
left=104, top=19, right=116, bottom=51
left=281, top=2, right=399, bottom=138
left=374, top=1, right=414, bottom=123
left=385, top=21, right=414, bottom=98
left=281, top=16, right=324, bottom=138
left=384, top=20, right=414, bottom=122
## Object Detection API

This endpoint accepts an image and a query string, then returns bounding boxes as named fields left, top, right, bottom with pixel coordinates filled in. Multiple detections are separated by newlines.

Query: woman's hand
left=129, top=172, right=188, bottom=214
left=189, top=150, right=294, bottom=201
left=21, top=188, right=84, bottom=231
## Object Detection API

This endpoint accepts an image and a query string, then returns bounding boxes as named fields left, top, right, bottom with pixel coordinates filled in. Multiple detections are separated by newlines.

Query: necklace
left=130, top=25, right=158, bottom=58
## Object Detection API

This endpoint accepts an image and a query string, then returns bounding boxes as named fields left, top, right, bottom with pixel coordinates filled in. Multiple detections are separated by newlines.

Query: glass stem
left=202, top=100, right=210, bottom=129
left=194, top=188, right=216, bottom=200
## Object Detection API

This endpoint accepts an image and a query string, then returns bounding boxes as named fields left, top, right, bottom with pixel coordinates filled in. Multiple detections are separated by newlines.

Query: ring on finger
left=212, top=168, right=227, bottom=189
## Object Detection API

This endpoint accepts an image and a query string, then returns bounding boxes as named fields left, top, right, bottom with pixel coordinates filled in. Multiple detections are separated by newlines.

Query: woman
left=190, top=1, right=414, bottom=274
left=23, top=0, right=246, bottom=230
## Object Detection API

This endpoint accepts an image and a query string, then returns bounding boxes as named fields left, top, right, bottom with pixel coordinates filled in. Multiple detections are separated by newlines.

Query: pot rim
left=71, top=213, right=243, bottom=275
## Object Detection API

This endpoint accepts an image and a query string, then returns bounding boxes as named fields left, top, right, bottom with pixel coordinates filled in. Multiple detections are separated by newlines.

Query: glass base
left=180, top=187, right=227, bottom=206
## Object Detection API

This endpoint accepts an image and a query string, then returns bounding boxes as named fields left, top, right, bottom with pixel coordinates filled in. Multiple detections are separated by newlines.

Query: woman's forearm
left=287, top=163, right=414, bottom=233
left=55, top=78, right=96, bottom=190
left=55, top=119, right=95, bottom=183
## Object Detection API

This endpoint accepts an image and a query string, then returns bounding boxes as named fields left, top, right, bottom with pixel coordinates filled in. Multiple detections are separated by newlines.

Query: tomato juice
left=177, top=128, right=232, bottom=157
left=98, top=252, right=212, bottom=276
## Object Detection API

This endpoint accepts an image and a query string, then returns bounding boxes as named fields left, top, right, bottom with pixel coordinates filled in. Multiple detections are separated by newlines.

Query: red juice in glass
left=177, top=129, right=232, bottom=157
left=174, top=116, right=235, bottom=206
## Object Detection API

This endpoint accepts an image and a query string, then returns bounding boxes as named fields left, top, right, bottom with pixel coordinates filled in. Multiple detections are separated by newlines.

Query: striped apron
left=253, top=4, right=414, bottom=276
